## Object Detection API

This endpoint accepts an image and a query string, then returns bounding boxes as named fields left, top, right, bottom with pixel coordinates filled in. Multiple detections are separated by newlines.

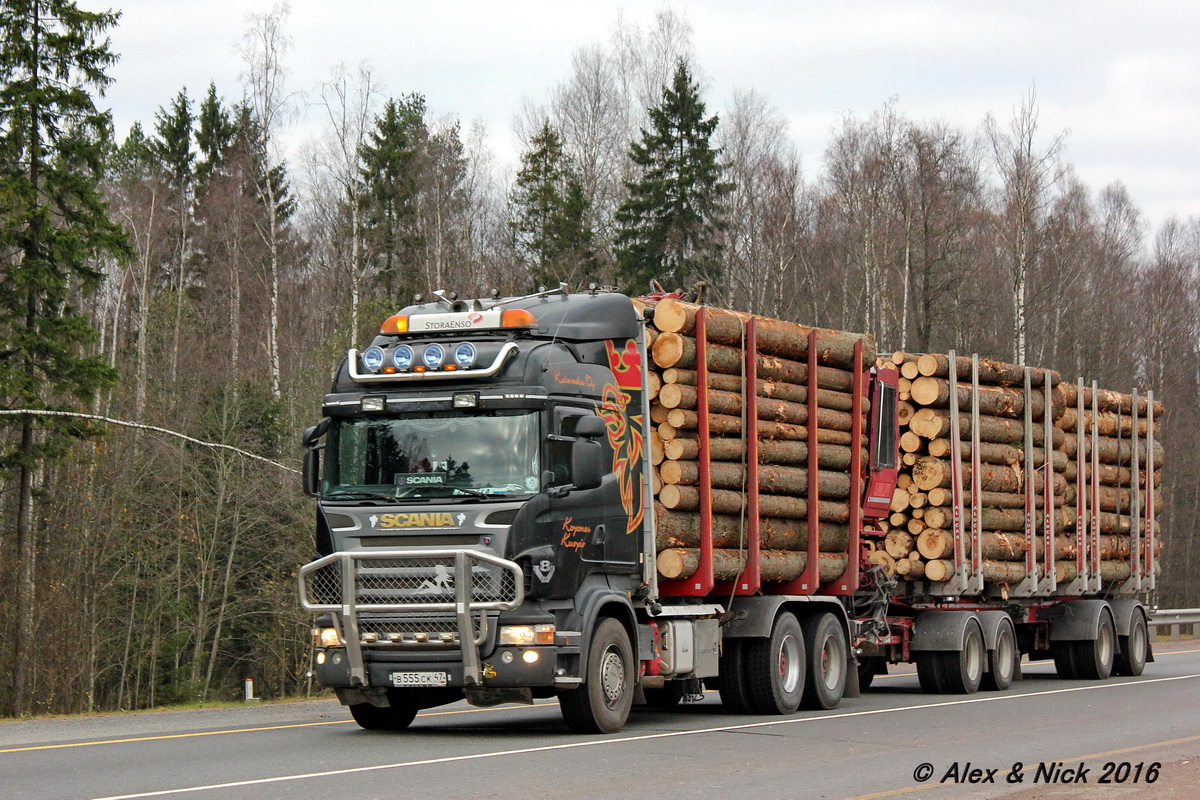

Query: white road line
left=91, top=672, right=1200, bottom=800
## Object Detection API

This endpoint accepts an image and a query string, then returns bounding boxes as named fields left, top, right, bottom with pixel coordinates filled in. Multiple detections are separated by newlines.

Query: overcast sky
left=102, top=0, right=1199, bottom=233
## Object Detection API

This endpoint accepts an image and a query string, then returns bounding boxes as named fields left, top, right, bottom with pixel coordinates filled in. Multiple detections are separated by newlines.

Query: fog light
left=453, top=393, right=478, bottom=408
left=392, top=345, right=414, bottom=370
left=361, top=396, right=385, bottom=412
left=522, top=650, right=539, bottom=664
left=315, top=627, right=344, bottom=648
left=501, top=651, right=514, bottom=664
left=453, top=342, right=477, bottom=367
left=362, top=346, right=385, bottom=372
left=316, top=652, right=326, bottom=665
left=422, top=344, right=445, bottom=368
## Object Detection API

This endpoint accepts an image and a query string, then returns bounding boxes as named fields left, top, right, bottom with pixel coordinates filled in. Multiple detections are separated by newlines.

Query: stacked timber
left=878, top=351, right=1165, bottom=590
left=644, top=298, right=875, bottom=586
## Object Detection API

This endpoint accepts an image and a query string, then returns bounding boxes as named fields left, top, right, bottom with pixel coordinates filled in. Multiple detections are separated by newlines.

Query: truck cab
left=300, top=286, right=652, bottom=732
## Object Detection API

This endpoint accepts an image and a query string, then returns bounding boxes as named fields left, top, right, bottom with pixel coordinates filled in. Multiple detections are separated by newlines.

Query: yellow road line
left=0, top=701, right=557, bottom=754
left=6, top=648, right=1199, bottom=755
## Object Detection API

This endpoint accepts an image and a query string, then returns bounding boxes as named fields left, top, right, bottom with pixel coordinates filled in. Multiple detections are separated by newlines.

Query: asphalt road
left=3, top=642, right=1199, bottom=800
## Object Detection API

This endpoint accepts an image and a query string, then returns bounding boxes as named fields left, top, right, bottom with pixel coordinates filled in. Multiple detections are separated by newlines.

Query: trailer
left=298, top=286, right=1157, bottom=733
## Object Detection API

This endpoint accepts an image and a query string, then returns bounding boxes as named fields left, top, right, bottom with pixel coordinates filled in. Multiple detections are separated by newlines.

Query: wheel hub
left=601, top=647, right=625, bottom=706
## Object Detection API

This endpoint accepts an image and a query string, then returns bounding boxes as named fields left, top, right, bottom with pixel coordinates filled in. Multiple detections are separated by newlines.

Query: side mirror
left=302, top=448, right=320, bottom=497
left=303, top=417, right=331, bottom=447
left=570, top=414, right=606, bottom=491
left=571, top=438, right=603, bottom=491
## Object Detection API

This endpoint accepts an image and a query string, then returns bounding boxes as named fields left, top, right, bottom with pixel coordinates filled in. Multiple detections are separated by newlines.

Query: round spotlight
left=362, top=346, right=385, bottom=372
left=453, top=342, right=477, bottom=368
left=392, top=345, right=414, bottom=370
left=422, top=343, right=445, bottom=368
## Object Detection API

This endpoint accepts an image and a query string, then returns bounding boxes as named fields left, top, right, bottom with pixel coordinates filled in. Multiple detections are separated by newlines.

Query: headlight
left=499, top=624, right=555, bottom=646
left=314, top=627, right=344, bottom=648
left=392, top=345, right=414, bottom=370
left=422, top=343, right=445, bottom=368
left=453, top=342, right=477, bottom=368
left=362, top=346, right=385, bottom=372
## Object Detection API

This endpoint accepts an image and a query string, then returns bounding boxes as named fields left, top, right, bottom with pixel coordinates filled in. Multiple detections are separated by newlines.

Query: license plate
left=390, top=671, right=449, bottom=687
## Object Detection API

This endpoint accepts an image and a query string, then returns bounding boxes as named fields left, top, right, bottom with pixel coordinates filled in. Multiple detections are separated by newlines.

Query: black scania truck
left=299, top=285, right=1153, bottom=733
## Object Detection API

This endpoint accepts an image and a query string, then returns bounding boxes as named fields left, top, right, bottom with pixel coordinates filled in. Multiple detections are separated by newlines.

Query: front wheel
left=349, top=691, right=418, bottom=731
left=744, top=612, right=805, bottom=715
left=560, top=618, right=635, bottom=733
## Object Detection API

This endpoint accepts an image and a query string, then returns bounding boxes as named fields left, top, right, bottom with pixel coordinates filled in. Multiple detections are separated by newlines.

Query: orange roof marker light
left=501, top=309, right=537, bottom=328
left=380, top=314, right=409, bottom=334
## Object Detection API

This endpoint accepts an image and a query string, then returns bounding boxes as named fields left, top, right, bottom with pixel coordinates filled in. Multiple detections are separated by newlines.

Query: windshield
left=323, top=410, right=540, bottom=500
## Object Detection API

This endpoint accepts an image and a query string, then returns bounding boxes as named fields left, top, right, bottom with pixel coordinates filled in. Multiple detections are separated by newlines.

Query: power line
left=0, top=409, right=300, bottom=474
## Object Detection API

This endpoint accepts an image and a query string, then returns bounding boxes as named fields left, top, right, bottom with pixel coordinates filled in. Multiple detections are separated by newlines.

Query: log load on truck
left=298, top=285, right=1161, bottom=733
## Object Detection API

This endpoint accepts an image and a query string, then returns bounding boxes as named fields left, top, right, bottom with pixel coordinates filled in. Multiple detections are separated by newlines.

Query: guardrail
left=1150, top=607, right=1200, bottom=640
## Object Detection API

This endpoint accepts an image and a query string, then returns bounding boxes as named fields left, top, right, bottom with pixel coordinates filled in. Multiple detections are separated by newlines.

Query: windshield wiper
left=322, top=489, right=397, bottom=503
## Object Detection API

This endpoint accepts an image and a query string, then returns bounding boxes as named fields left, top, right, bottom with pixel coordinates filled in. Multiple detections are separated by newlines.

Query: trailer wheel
left=1072, top=611, right=1115, bottom=680
left=1052, top=642, right=1078, bottom=679
left=915, top=653, right=943, bottom=694
left=349, top=691, right=418, bottom=731
left=718, top=639, right=753, bottom=713
left=935, top=620, right=985, bottom=694
left=744, top=612, right=805, bottom=715
left=801, top=612, right=847, bottom=709
left=1114, top=612, right=1149, bottom=677
left=560, top=617, right=634, bottom=733
left=981, top=620, right=1017, bottom=691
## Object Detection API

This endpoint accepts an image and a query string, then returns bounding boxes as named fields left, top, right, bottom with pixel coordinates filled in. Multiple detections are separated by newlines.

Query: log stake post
left=935, top=349, right=969, bottom=595
left=777, top=329, right=822, bottom=595
left=658, top=309, right=715, bottom=596
left=1121, top=390, right=1144, bottom=593
left=1061, top=377, right=1090, bottom=595
left=715, top=318, right=760, bottom=596
left=1145, top=389, right=1157, bottom=591
left=1089, top=381, right=1102, bottom=588
left=822, top=338, right=864, bottom=595
left=1012, top=367, right=1039, bottom=597
left=1039, top=374, right=1058, bottom=594
left=968, top=355, right=984, bottom=594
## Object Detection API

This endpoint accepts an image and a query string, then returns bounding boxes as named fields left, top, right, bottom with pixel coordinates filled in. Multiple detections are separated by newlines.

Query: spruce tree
left=510, top=122, right=597, bottom=290
left=359, top=94, right=427, bottom=303
left=0, top=0, right=127, bottom=715
left=196, top=82, right=235, bottom=184
left=614, top=59, right=732, bottom=295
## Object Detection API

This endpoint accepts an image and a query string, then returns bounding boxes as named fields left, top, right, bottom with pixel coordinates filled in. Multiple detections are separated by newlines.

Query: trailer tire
left=801, top=612, right=847, bottom=710
left=915, top=653, right=943, bottom=693
left=1072, top=611, right=1115, bottom=680
left=560, top=617, right=634, bottom=733
left=935, top=620, right=985, bottom=694
left=1052, top=642, right=1078, bottom=679
left=349, top=691, right=418, bottom=731
left=718, top=639, right=753, bottom=713
left=744, top=612, right=805, bottom=715
left=981, top=620, right=1017, bottom=691
left=1114, top=612, right=1149, bottom=677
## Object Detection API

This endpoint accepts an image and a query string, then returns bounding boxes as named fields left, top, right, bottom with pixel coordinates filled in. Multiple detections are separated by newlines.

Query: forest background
left=1, top=2, right=1197, bottom=717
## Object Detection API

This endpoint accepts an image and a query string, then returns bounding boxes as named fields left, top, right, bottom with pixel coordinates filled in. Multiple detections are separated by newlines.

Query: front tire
left=349, top=691, right=418, bottom=731
left=744, top=612, right=805, bottom=715
left=560, top=618, right=635, bottom=733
